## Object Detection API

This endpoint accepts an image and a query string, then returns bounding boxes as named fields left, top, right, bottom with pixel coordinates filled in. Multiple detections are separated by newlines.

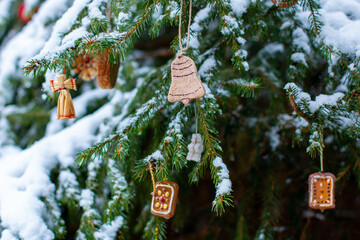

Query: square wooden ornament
left=308, top=172, right=335, bottom=210
left=150, top=181, right=179, bottom=219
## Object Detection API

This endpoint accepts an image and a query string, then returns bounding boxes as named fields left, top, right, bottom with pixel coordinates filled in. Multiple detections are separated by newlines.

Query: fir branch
left=57, top=169, right=81, bottom=208
left=189, top=98, right=220, bottom=181
left=254, top=179, right=280, bottom=240
left=219, top=77, right=261, bottom=98
left=235, top=196, right=251, bottom=240
left=24, top=0, right=160, bottom=75
left=83, top=0, right=161, bottom=54
left=149, top=1, right=178, bottom=39
left=76, top=81, right=168, bottom=166
left=217, top=2, right=249, bottom=72
left=104, top=159, right=133, bottom=222
left=143, top=215, right=167, bottom=240
left=288, top=94, right=311, bottom=125
left=336, top=163, right=351, bottom=182
left=41, top=195, right=67, bottom=239
left=306, top=124, right=324, bottom=159
left=188, top=94, right=233, bottom=215
left=301, top=0, right=322, bottom=36
left=77, top=190, right=101, bottom=240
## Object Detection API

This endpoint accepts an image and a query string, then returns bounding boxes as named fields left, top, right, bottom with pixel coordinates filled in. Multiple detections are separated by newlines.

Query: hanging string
left=63, top=63, right=66, bottom=75
left=148, top=162, right=156, bottom=193
left=194, top=102, right=198, bottom=135
left=106, top=0, right=112, bottom=34
left=320, top=148, right=324, bottom=172
left=320, top=132, right=325, bottom=172
left=178, top=0, right=193, bottom=56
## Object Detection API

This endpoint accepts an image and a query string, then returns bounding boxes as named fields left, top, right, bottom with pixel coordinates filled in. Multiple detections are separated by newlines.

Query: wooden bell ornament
left=50, top=74, right=77, bottom=120
left=168, top=53, right=205, bottom=106
left=96, top=51, right=120, bottom=89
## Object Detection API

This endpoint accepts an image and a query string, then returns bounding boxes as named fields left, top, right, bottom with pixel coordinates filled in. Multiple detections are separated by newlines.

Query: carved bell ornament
left=168, top=53, right=205, bottom=106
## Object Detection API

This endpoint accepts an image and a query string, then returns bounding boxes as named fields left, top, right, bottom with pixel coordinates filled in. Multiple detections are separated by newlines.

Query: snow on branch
left=285, top=82, right=359, bottom=139
left=212, top=157, right=232, bottom=197
left=0, top=0, right=72, bottom=99
left=94, top=216, right=124, bottom=240
left=0, top=88, right=133, bottom=239
left=33, top=0, right=92, bottom=61
left=284, top=82, right=344, bottom=115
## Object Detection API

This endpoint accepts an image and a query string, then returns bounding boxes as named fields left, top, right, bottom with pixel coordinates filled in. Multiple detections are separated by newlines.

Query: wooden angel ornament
left=50, top=74, right=77, bottom=120
left=168, top=53, right=205, bottom=106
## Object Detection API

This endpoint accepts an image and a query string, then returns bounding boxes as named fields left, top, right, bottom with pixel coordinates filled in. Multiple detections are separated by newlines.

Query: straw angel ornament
left=50, top=74, right=77, bottom=119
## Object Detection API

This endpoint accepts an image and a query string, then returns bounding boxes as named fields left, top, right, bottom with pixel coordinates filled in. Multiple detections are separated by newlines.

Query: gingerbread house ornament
left=50, top=74, right=77, bottom=119
left=168, top=54, right=205, bottom=106
left=308, top=172, right=335, bottom=210
left=150, top=181, right=179, bottom=219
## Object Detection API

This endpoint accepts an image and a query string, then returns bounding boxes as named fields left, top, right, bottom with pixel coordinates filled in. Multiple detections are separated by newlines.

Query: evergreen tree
left=0, top=0, right=359, bottom=239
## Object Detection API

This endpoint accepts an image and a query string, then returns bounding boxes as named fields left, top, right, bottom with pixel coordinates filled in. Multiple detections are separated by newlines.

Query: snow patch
left=212, top=157, right=232, bottom=197
left=230, top=0, right=250, bottom=17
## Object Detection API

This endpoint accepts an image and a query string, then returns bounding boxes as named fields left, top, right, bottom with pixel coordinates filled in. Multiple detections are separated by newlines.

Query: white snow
left=212, top=157, right=232, bottom=197
left=229, top=0, right=250, bottom=17
left=168, top=1, right=179, bottom=19
left=292, top=28, right=311, bottom=54
left=221, top=15, right=240, bottom=36
left=309, top=92, right=345, bottom=113
left=295, top=0, right=360, bottom=57
left=0, top=86, right=137, bottom=239
left=56, top=170, right=80, bottom=201
left=227, top=78, right=259, bottom=88
left=80, top=189, right=95, bottom=210
left=268, top=126, right=280, bottom=150
left=24, top=0, right=41, bottom=11
left=94, top=216, right=124, bottom=240
left=189, top=5, right=211, bottom=49
left=320, top=0, right=360, bottom=56
left=0, top=0, right=16, bottom=23
left=0, top=0, right=360, bottom=238
left=34, top=0, right=91, bottom=60
left=0, top=230, right=18, bottom=240
left=144, top=150, right=164, bottom=163
left=291, top=52, right=307, bottom=66
left=88, top=0, right=107, bottom=19
left=0, top=0, right=72, bottom=101
left=198, top=55, right=219, bottom=79
left=284, top=83, right=344, bottom=113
